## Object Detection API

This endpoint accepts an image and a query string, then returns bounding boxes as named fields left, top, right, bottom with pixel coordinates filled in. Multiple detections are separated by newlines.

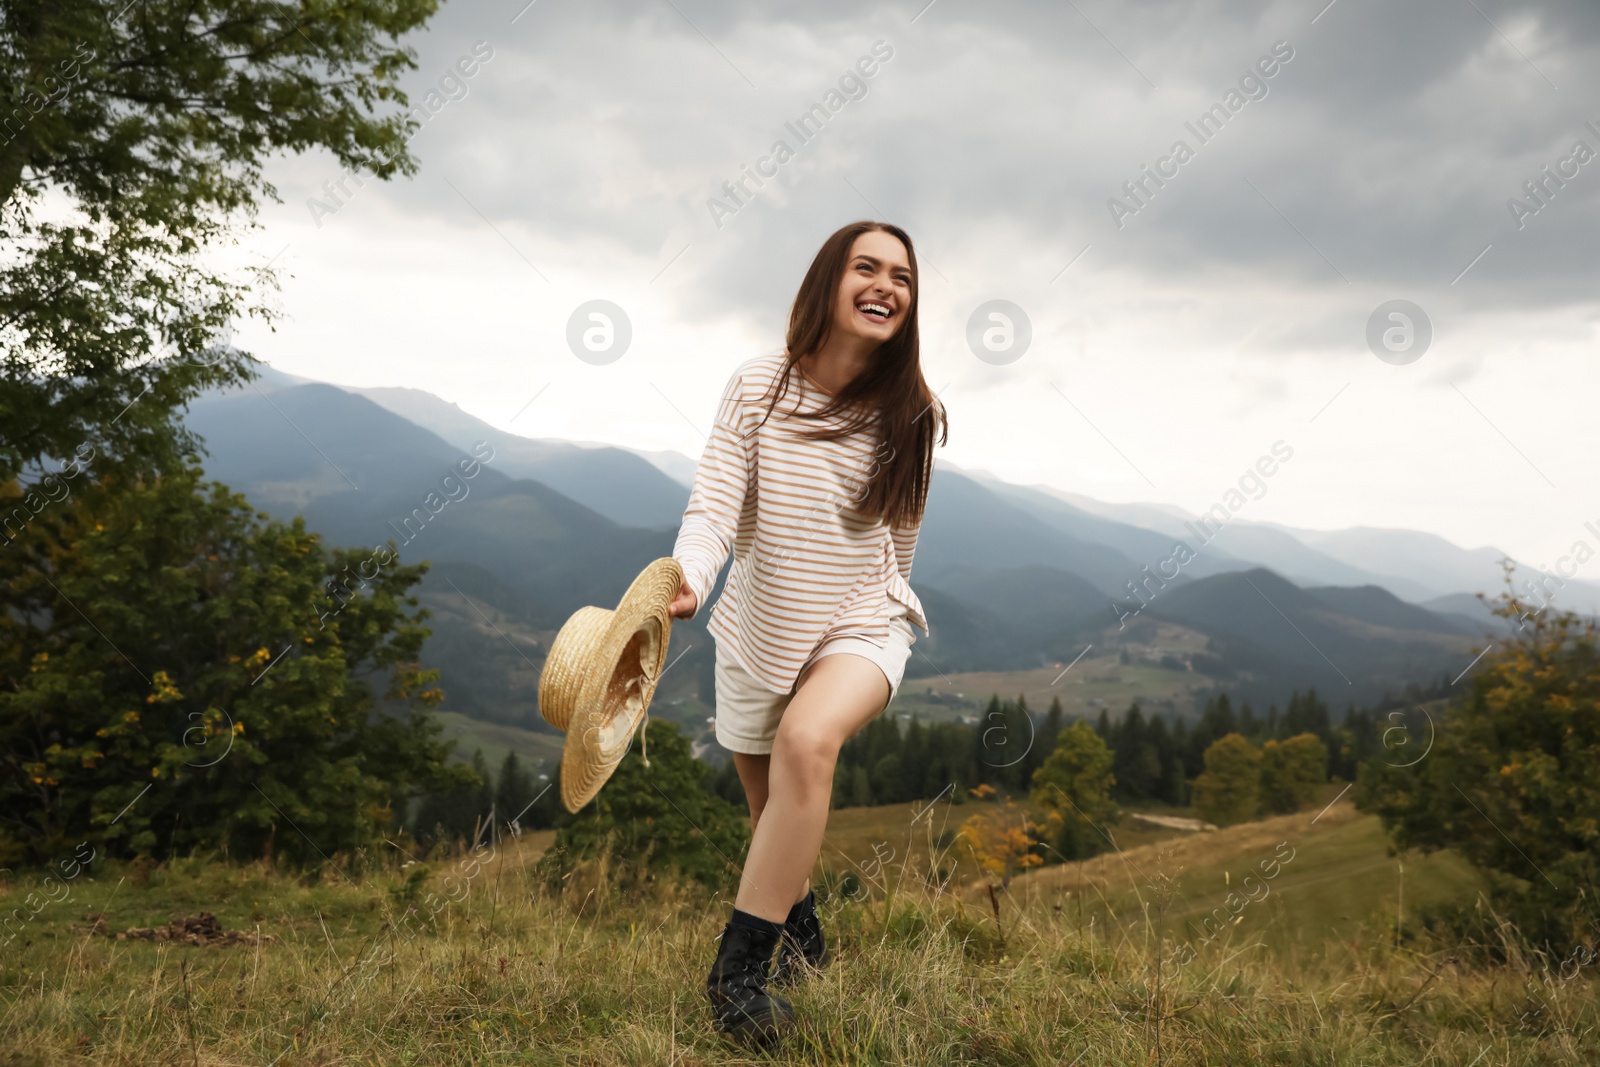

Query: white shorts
left=713, top=599, right=917, bottom=756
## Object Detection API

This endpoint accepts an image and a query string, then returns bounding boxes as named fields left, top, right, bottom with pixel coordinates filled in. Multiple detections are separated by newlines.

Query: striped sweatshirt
left=672, top=351, right=930, bottom=695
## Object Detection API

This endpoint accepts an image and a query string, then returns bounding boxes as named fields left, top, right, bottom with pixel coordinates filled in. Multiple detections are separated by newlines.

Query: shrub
left=551, top=719, right=749, bottom=892
left=1357, top=576, right=1600, bottom=950
left=1193, top=733, right=1261, bottom=827
left=1030, top=721, right=1115, bottom=860
left=1259, top=733, right=1328, bottom=814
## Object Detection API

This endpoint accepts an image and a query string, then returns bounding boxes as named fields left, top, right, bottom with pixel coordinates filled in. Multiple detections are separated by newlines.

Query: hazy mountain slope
left=190, top=384, right=683, bottom=623
left=946, top=466, right=1191, bottom=529
left=916, top=469, right=1144, bottom=596
left=967, top=479, right=1239, bottom=577
left=1147, top=569, right=1476, bottom=699
left=1191, top=523, right=1439, bottom=601
left=958, top=467, right=1440, bottom=600
left=183, top=385, right=690, bottom=727
left=179, top=371, right=1510, bottom=725
left=1422, top=592, right=1517, bottom=635
left=899, top=583, right=1022, bottom=676
left=913, top=563, right=1123, bottom=674
left=633, top=449, right=699, bottom=487
left=922, top=563, right=1111, bottom=635
left=186, top=382, right=477, bottom=519
left=1263, top=524, right=1511, bottom=600
left=348, top=385, right=690, bottom=530
left=1303, top=585, right=1480, bottom=637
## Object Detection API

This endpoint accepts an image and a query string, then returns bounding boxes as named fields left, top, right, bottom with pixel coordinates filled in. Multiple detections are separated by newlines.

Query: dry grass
left=0, top=802, right=1594, bottom=1066
left=990, top=800, right=1366, bottom=905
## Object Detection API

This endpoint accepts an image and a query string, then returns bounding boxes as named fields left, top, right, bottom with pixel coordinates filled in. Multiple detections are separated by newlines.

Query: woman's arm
left=890, top=518, right=919, bottom=583
left=670, top=367, right=755, bottom=620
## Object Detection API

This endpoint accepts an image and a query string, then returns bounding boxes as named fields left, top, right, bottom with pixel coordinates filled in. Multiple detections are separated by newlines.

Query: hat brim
left=559, top=557, right=683, bottom=812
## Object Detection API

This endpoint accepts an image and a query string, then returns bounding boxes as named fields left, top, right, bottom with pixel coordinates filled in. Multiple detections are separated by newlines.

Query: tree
left=1186, top=693, right=1237, bottom=778
left=873, top=753, right=904, bottom=801
left=1192, top=733, right=1260, bottom=827
left=1332, top=704, right=1378, bottom=781
left=494, top=751, right=536, bottom=834
left=0, top=464, right=469, bottom=865
left=1010, top=693, right=1040, bottom=791
left=413, top=749, right=493, bottom=850
left=958, top=785, right=1055, bottom=889
left=1111, top=702, right=1160, bottom=801
left=1357, top=578, right=1600, bottom=949
left=2, top=0, right=440, bottom=485
left=1238, top=700, right=1259, bottom=740
left=1030, top=721, right=1115, bottom=861
left=903, top=716, right=929, bottom=796
left=712, top=757, right=746, bottom=809
left=1146, top=713, right=1185, bottom=806
left=553, top=720, right=750, bottom=891
left=974, top=694, right=1035, bottom=790
left=1038, top=697, right=1064, bottom=768
left=1170, top=717, right=1191, bottom=804
left=1259, top=733, right=1328, bottom=814
left=972, top=694, right=1045, bottom=792
left=849, top=765, right=872, bottom=809
left=826, top=700, right=1105, bottom=811
left=846, top=715, right=902, bottom=803
left=1283, top=689, right=1331, bottom=740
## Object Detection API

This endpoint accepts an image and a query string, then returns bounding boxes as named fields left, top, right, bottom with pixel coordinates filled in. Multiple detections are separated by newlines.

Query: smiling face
left=829, top=229, right=914, bottom=349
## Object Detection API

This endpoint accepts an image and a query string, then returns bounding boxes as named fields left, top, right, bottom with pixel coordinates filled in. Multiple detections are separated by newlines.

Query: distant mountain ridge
left=345, top=385, right=692, bottom=530
left=207, top=365, right=1566, bottom=609
left=176, top=364, right=1527, bottom=729
left=954, top=463, right=1595, bottom=607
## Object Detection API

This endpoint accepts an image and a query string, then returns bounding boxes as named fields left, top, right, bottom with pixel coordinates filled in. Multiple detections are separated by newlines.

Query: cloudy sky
left=224, top=0, right=1599, bottom=574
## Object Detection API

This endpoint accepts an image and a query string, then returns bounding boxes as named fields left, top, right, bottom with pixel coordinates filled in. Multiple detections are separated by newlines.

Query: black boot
left=772, top=889, right=829, bottom=986
left=705, top=912, right=794, bottom=1045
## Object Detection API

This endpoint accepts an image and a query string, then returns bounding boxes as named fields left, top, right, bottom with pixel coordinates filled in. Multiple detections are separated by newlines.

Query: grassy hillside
left=3, top=796, right=1589, bottom=1065
left=431, top=711, right=564, bottom=776
left=899, top=643, right=1209, bottom=725
left=987, top=796, right=1485, bottom=961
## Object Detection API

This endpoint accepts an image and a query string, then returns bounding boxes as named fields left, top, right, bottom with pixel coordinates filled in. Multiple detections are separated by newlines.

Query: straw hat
left=539, top=556, right=684, bottom=812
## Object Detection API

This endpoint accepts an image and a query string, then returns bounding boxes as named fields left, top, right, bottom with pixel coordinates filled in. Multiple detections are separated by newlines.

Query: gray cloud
left=268, top=0, right=1600, bottom=353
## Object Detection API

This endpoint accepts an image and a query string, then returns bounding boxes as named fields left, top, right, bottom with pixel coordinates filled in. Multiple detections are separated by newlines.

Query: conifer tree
left=414, top=749, right=492, bottom=850
left=494, top=751, right=537, bottom=834
left=553, top=720, right=748, bottom=890
left=1112, top=703, right=1160, bottom=801
left=1039, top=697, right=1064, bottom=765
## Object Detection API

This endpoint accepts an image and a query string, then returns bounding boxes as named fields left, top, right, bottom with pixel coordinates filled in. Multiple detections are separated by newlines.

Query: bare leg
left=732, top=752, right=771, bottom=829
left=732, top=752, right=812, bottom=906
left=733, top=652, right=891, bottom=921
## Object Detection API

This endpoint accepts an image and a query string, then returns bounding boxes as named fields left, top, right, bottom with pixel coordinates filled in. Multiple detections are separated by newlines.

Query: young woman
left=669, top=220, right=947, bottom=1044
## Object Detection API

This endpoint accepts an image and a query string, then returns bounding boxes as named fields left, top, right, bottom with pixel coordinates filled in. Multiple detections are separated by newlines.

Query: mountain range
left=176, top=364, right=1559, bottom=737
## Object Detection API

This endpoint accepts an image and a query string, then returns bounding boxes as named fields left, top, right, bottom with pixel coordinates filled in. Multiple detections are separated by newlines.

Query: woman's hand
left=668, top=579, right=698, bottom=620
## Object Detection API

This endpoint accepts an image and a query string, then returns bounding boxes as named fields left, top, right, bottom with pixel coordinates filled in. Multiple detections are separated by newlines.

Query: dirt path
left=1128, top=812, right=1217, bottom=832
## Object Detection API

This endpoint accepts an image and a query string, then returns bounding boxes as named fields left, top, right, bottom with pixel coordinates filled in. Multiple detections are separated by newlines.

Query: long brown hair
left=753, top=220, right=948, bottom=530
